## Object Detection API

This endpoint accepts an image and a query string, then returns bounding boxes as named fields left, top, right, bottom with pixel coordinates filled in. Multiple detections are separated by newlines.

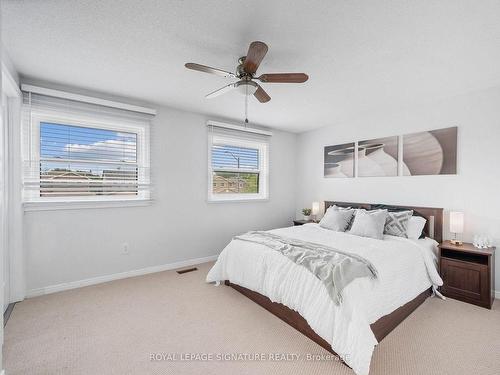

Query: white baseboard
left=27, top=254, right=219, bottom=298
left=495, top=290, right=500, bottom=300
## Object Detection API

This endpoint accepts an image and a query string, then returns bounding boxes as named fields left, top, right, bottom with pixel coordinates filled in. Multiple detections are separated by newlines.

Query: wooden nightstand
left=438, top=240, right=496, bottom=309
left=293, top=220, right=316, bottom=226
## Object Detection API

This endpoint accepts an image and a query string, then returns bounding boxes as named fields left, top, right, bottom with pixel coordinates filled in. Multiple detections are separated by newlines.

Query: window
left=22, top=91, right=152, bottom=208
left=208, top=122, right=270, bottom=202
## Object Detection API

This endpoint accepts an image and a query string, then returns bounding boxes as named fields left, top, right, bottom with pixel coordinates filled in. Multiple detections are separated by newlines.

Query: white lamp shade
left=449, top=211, right=464, bottom=234
left=312, top=202, right=320, bottom=215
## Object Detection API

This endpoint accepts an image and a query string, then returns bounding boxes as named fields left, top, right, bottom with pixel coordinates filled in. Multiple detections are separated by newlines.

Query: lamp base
left=450, top=239, right=463, bottom=246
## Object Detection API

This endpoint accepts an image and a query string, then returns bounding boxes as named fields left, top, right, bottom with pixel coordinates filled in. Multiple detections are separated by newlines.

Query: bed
left=207, top=201, right=444, bottom=375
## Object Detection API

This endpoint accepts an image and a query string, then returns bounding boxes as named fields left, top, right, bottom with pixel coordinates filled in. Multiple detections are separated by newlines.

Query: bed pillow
left=326, top=205, right=351, bottom=212
left=323, top=205, right=356, bottom=229
left=319, top=208, right=355, bottom=232
left=349, top=209, right=388, bottom=240
left=406, top=216, right=427, bottom=240
left=384, top=210, right=413, bottom=238
left=328, top=205, right=359, bottom=228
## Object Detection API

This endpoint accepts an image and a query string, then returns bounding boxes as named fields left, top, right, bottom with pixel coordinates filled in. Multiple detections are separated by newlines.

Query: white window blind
left=22, top=90, right=153, bottom=207
left=207, top=122, right=270, bottom=202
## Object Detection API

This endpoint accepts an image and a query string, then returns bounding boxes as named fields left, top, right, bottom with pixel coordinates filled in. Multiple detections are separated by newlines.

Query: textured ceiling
left=3, top=0, right=500, bottom=132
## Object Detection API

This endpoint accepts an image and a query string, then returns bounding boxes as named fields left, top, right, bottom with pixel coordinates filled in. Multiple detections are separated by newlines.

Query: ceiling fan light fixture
left=185, top=40, right=308, bottom=103
left=235, top=80, right=258, bottom=96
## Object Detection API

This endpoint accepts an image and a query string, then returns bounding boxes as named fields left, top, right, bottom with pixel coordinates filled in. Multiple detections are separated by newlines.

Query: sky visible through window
left=40, top=122, right=137, bottom=176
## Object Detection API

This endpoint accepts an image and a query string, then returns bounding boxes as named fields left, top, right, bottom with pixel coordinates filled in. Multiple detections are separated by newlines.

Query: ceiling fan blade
left=185, top=63, right=235, bottom=78
left=243, top=41, right=268, bottom=74
left=257, top=73, right=309, bottom=83
left=254, top=84, right=271, bottom=103
left=205, top=83, right=237, bottom=99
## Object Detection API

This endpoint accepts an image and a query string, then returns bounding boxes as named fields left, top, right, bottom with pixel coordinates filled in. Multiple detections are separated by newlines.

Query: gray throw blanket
left=234, top=231, right=378, bottom=305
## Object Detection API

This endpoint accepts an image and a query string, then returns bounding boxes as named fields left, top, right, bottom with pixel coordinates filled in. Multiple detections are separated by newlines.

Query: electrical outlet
left=122, top=243, right=130, bottom=255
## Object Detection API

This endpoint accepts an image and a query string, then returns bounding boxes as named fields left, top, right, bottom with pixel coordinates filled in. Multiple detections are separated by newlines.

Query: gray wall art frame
left=323, top=126, right=457, bottom=178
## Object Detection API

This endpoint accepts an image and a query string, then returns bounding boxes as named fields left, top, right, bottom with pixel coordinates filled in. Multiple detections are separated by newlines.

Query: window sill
left=23, top=199, right=153, bottom=212
left=207, top=197, right=269, bottom=204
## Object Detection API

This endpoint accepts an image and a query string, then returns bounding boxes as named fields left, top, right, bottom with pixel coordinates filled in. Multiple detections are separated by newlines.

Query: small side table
left=438, top=240, right=495, bottom=309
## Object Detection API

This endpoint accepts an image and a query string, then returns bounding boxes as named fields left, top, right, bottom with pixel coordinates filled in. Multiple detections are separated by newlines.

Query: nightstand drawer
left=440, top=257, right=489, bottom=304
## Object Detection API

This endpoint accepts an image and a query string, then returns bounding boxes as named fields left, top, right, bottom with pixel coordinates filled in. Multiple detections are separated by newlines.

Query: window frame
left=207, top=133, right=269, bottom=203
left=23, top=107, right=151, bottom=210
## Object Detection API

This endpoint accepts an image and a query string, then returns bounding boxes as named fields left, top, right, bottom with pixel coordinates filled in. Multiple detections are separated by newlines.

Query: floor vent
left=176, top=267, right=198, bottom=275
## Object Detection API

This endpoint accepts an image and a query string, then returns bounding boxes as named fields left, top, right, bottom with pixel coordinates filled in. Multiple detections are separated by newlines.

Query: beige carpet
left=4, top=262, right=500, bottom=375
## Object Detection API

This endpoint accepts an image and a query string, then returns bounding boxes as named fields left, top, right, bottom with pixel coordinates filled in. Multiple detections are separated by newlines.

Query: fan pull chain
left=244, top=82, right=249, bottom=126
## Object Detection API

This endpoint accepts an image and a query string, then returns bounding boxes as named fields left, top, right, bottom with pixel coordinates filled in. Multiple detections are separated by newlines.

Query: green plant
left=302, top=208, right=312, bottom=216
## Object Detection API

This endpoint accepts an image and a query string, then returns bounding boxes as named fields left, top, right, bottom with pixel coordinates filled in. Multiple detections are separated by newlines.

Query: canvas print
left=324, top=142, right=355, bottom=177
left=403, top=126, right=457, bottom=176
left=358, top=136, right=399, bottom=177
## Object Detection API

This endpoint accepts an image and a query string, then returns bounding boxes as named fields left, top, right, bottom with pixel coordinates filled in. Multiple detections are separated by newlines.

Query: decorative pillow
left=406, top=216, right=427, bottom=240
left=384, top=210, right=413, bottom=238
left=319, top=208, right=355, bottom=232
left=349, top=209, right=388, bottom=240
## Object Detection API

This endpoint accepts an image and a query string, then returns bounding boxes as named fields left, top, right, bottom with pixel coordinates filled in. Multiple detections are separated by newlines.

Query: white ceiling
left=3, top=1, right=500, bottom=132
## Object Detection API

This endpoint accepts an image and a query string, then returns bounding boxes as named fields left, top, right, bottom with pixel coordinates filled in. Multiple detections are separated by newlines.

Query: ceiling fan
left=185, top=41, right=308, bottom=103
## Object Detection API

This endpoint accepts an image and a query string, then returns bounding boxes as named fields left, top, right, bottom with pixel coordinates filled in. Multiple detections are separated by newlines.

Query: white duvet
left=206, top=223, right=443, bottom=375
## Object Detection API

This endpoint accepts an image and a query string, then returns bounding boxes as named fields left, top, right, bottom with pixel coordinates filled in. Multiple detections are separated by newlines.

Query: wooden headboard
left=324, top=201, right=444, bottom=243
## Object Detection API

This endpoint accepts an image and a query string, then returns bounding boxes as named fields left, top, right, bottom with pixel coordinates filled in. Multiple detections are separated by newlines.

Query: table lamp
left=312, top=202, right=320, bottom=222
left=449, top=211, right=464, bottom=245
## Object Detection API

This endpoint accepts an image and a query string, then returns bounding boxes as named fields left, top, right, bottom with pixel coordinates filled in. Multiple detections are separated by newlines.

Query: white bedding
left=206, top=223, right=443, bottom=375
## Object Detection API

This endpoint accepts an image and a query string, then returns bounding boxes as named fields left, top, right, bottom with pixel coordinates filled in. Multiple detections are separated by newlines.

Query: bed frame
left=225, top=201, right=443, bottom=356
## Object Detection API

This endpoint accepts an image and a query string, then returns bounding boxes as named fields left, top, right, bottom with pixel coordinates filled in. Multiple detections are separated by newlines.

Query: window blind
left=22, top=91, right=153, bottom=202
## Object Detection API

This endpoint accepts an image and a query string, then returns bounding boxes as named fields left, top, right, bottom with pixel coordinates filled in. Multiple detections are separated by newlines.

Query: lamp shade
left=312, top=202, right=320, bottom=216
left=449, top=211, right=464, bottom=234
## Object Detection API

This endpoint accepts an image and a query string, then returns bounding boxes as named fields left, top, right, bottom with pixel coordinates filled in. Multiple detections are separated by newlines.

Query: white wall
left=295, top=86, right=500, bottom=290
left=1, top=42, right=19, bottom=86
left=24, top=106, right=297, bottom=293
left=0, top=17, right=4, bottom=369
left=2, top=52, right=24, bottom=305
